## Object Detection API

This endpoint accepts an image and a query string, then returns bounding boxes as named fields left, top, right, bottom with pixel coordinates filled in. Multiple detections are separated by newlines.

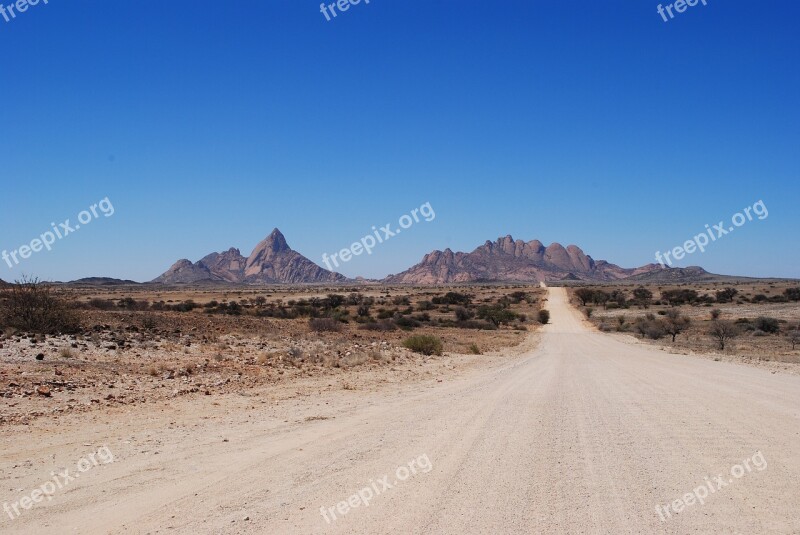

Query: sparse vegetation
left=572, top=281, right=799, bottom=362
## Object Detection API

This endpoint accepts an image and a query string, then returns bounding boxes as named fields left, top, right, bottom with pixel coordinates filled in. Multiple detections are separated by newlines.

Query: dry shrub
left=0, top=277, right=80, bottom=334
left=256, top=353, right=274, bottom=365
left=402, top=335, right=443, bottom=356
left=309, top=318, right=342, bottom=332
left=342, top=353, right=370, bottom=368
left=359, top=320, right=397, bottom=331
left=141, top=313, right=158, bottom=332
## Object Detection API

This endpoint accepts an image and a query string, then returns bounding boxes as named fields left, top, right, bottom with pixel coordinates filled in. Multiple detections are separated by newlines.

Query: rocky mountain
left=198, top=248, right=247, bottom=283
left=153, top=229, right=348, bottom=284
left=383, top=235, right=663, bottom=284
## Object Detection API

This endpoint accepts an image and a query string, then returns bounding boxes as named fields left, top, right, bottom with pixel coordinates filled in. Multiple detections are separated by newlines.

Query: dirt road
left=2, top=287, right=800, bottom=533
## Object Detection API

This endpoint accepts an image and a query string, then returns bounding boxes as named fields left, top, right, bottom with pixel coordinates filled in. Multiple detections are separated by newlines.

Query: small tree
left=710, top=308, right=722, bottom=320
left=633, top=287, right=653, bottom=308
left=477, top=306, right=517, bottom=327
left=709, top=320, right=740, bottom=350
left=575, top=288, right=594, bottom=306
left=592, top=290, right=610, bottom=308
left=663, top=309, right=690, bottom=342
left=715, top=287, right=739, bottom=303
left=788, top=328, right=799, bottom=350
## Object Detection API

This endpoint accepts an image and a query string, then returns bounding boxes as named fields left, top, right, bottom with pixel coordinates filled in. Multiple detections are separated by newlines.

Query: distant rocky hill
left=622, top=265, right=717, bottom=283
left=153, top=229, right=347, bottom=284
left=68, top=277, right=141, bottom=286
left=384, top=235, right=665, bottom=284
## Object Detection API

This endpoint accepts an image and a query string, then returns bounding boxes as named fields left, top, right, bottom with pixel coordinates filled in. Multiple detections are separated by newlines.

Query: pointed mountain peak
left=262, top=228, right=289, bottom=252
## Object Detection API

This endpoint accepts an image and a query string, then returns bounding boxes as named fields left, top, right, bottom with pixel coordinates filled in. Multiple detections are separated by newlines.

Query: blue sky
left=1, top=0, right=798, bottom=281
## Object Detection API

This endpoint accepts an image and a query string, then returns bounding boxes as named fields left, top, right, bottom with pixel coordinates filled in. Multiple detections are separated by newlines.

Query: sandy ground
left=2, top=288, right=800, bottom=533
